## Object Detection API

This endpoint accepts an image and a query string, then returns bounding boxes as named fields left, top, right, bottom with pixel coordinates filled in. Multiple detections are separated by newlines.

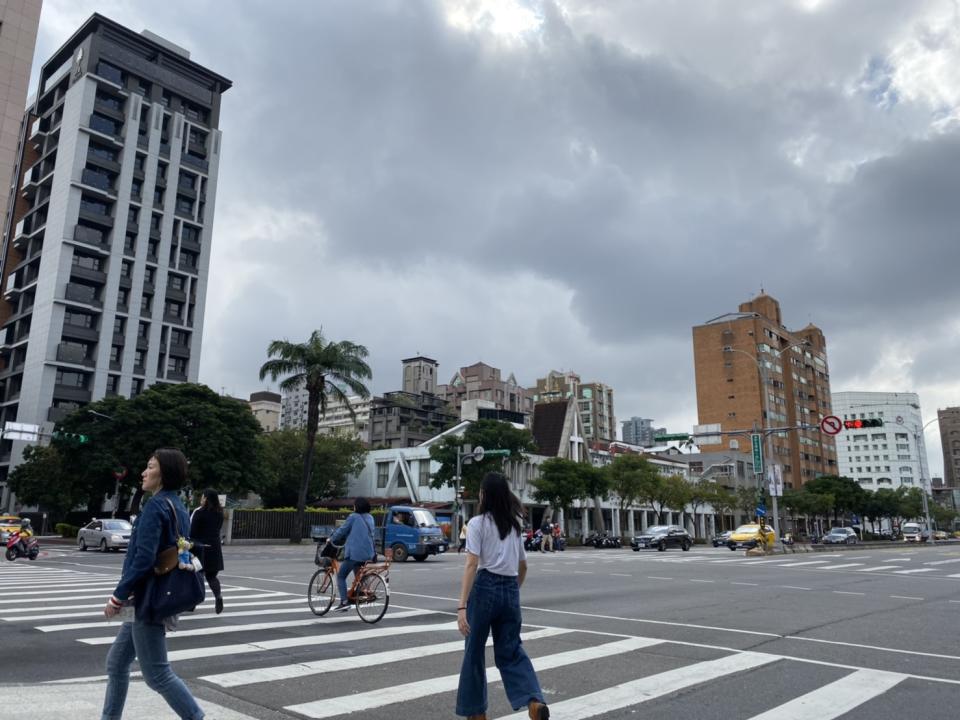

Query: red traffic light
left=843, top=419, right=883, bottom=429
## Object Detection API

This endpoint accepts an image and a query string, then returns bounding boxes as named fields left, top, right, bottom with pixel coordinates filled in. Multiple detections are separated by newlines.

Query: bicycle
left=307, top=540, right=391, bottom=623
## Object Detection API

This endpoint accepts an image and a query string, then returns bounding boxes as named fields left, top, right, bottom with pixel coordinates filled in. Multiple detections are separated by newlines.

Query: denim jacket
left=112, top=490, right=190, bottom=604
left=330, top=512, right=376, bottom=562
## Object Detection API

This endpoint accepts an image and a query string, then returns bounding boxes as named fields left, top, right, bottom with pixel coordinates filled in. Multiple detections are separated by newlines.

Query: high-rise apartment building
left=621, top=417, right=665, bottom=447
left=938, top=406, right=960, bottom=488
left=692, top=292, right=837, bottom=489
left=0, top=14, right=231, bottom=495
left=437, top=362, right=533, bottom=419
left=529, top=370, right=616, bottom=443
left=832, top=392, right=929, bottom=492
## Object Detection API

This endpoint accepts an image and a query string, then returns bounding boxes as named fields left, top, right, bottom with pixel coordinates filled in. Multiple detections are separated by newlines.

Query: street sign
left=2, top=421, right=39, bottom=442
left=653, top=433, right=691, bottom=442
left=751, top=433, right=763, bottom=474
left=483, top=449, right=511, bottom=457
left=756, top=504, right=766, bottom=518
left=820, top=415, right=842, bottom=436
left=472, top=446, right=485, bottom=462
left=767, top=464, right=783, bottom=497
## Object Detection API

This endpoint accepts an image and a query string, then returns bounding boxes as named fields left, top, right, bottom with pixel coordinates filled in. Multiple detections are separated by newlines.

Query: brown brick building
left=692, top=292, right=837, bottom=489
left=938, top=406, right=960, bottom=488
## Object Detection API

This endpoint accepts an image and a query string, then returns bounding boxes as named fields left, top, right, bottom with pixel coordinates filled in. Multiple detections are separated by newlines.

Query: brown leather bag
left=153, top=499, right=185, bottom=576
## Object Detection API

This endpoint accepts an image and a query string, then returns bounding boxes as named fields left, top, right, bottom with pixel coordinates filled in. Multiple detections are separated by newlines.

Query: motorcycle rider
left=15, top=517, right=33, bottom=555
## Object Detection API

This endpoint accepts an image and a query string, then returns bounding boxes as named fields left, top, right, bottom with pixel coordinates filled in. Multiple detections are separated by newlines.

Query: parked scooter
left=5, top=530, right=39, bottom=561
left=583, top=531, right=621, bottom=549
left=524, top=530, right=542, bottom=552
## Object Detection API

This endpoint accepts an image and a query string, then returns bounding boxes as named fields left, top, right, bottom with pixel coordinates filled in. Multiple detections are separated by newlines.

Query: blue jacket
left=330, top=512, right=376, bottom=562
left=112, top=490, right=190, bottom=604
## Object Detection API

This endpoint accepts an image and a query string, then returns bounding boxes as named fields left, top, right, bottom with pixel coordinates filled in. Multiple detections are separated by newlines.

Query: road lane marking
left=780, top=586, right=811, bottom=590
left=833, top=591, right=865, bottom=596
left=821, top=563, right=864, bottom=570
left=5, top=597, right=309, bottom=622
left=731, top=582, right=759, bottom=586
left=201, top=627, right=571, bottom=687
left=494, top=652, right=777, bottom=720
left=646, top=576, right=673, bottom=580
left=286, top=636, right=665, bottom=718
left=856, top=566, right=901, bottom=572
left=610, top=573, right=632, bottom=577
left=689, top=579, right=715, bottom=583
left=78, top=608, right=435, bottom=644
left=775, top=561, right=830, bottom=567
left=924, top=558, right=960, bottom=565
left=892, top=569, right=936, bottom=574
left=744, top=668, right=905, bottom=720
left=889, top=595, right=924, bottom=600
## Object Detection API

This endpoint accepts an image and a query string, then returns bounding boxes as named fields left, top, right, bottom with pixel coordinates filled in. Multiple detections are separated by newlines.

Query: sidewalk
left=0, top=681, right=260, bottom=719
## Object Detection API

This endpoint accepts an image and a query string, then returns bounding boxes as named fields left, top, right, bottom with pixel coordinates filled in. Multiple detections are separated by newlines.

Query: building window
left=376, top=463, right=390, bottom=489
left=419, top=462, right=430, bottom=487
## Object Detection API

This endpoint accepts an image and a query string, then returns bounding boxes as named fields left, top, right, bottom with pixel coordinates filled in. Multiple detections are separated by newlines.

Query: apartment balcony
left=77, top=207, right=114, bottom=228
left=163, top=312, right=183, bottom=325
left=72, top=224, right=110, bottom=249
left=61, top=324, right=99, bottom=343
left=4, top=274, right=20, bottom=301
left=179, top=237, right=201, bottom=254
left=180, top=154, right=208, bottom=173
left=51, top=384, right=92, bottom=404
left=56, top=343, right=95, bottom=367
left=168, top=342, right=190, bottom=359
left=70, top=265, right=107, bottom=285
left=88, top=113, right=123, bottom=139
left=64, top=283, right=102, bottom=308
left=167, top=371, right=188, bottom=382
left=28, top=117, right=45, bottom=148
left=165, top=286, right=187, bottom=302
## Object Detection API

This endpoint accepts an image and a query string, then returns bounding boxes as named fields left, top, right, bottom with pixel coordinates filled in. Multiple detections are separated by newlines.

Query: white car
left=78, top=519, right=132, bottom=552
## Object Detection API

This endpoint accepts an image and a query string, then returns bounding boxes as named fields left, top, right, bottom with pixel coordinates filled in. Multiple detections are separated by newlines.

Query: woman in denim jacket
left=101, top=448, right=204, bottom=720
left=329, top=496, right=375, bottom=611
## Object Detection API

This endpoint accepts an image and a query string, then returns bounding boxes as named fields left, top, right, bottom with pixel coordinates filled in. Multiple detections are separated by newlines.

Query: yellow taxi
left=0, top=515, right=23, bottom=544
left=726, top=523, right=775, bottom=551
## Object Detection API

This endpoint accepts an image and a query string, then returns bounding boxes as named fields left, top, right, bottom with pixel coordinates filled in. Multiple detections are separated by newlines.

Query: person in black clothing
left=189, top=489, right=225, bottom=614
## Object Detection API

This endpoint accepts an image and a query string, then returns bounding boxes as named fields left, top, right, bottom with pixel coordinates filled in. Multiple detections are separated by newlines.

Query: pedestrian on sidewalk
left=540, top=519, right=553, bottom=553
left=190, top=489, right=225, bottom=615
left=458, top=521, right=468, bottom=553
left=455, top=472, right=549, bottom=720
left=101, top=448, right=205, bottom=720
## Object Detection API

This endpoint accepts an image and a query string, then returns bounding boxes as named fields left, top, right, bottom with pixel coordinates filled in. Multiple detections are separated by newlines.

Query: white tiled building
left=832, top=391, right=931, bottom=492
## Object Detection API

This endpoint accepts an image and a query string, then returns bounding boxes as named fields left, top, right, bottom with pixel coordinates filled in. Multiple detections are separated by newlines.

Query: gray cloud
left=33, top=0, right=960, bottom=476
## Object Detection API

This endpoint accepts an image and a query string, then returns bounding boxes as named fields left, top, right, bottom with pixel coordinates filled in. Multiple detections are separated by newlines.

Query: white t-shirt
left=466, top=513, right=526, bottom=577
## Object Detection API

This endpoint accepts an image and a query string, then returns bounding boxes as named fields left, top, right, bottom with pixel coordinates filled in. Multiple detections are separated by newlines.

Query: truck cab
left=901, top=522, right=929, bottom=543
left=380, top=505, right=447, bottom=562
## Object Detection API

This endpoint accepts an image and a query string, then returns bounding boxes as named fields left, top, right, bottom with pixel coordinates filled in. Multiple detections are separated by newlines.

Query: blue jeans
left=456, top=569, right=544, bottom=716
left=337, top=559, right=364, bottom=604
left=102, top=620, right=204, bottom=720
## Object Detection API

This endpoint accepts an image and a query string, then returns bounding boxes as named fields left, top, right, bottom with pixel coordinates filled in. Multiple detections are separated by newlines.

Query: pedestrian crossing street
left=540, top=549, right=960, bottom=578
left=3, top=563, right=959, bottom=718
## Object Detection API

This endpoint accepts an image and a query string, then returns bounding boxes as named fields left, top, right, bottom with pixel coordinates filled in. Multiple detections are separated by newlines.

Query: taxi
left=726, top=523, right=775, bottom=550
left=0, top=515, right=22, bottom=544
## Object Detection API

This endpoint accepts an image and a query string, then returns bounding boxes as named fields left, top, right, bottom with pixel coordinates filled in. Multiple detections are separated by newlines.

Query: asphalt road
left=3, top=540, right=960, bottom=719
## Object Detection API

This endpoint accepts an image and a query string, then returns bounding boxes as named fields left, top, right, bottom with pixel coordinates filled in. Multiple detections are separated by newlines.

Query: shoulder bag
left=144, top=499, right=205, bottom=622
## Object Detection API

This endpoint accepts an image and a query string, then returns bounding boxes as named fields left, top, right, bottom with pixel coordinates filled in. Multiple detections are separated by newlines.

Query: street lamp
left=724, top=339, right=811, bottom=546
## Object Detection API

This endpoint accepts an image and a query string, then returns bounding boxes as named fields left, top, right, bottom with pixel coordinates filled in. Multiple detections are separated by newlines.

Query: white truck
left=901, top=522, right=929, bottom=543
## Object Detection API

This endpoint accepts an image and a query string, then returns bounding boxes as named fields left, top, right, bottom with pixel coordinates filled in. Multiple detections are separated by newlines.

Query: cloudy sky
left=31, top=1, right=959, bottom=476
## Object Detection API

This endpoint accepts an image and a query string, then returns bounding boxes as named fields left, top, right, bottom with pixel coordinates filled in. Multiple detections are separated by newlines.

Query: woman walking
left=190, top=489, right=225, bottom=614
left=328, top=496, right=376, bottom=611
left=102, top=448, right=204, bottom=720
left=456, top=472, right=549, bottom=720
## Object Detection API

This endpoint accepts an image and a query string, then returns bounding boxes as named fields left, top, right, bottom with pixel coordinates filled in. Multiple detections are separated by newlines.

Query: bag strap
left=164, top=498, right=182, bottom=537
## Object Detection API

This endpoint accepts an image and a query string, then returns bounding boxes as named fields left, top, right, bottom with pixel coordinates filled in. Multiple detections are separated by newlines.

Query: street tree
left=643, top=474, right=690, bottom=525
left=606, top=455, right=658, bottom=532
left=259, top=330, right=372, bottom=543
left=429, top=419, right=537, bottom=498
left=802, top=475, right=867, bottom=522
left=709, top=486, right=738, bottom=531
left=581, top=462, right=611, bottom=533
left=896, top=486, right=925, bottom=522
left=7, top=445, right=76, bottom=519
left=530, top=458, right=589, bottom=525
left=257, top=429, right=367, bottom=507
left=684, top=479, right=715, bottom=539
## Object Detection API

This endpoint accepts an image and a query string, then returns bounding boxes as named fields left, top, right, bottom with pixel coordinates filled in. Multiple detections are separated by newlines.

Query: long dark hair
left=202, top=489, right=223, bottom=516
left=153, top=448, right=188, bottom=491
left=478, top=472, right=523, bottom=540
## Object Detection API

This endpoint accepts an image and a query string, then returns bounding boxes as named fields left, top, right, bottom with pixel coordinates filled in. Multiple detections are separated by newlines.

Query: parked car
left=631, top=525, right=692, bottom=552
left=933, top=530, right=949, bottom=541
left=711, top=530, right=732, bottom=547
left=901, top=522, right=930, bottom=543
left=727, top=524, right=775, bottom=550
left=78, top=519, right=132, bottom=552
left=0, top=515, right=22, bottom=544
left=822, top=527, right=858, bottom=545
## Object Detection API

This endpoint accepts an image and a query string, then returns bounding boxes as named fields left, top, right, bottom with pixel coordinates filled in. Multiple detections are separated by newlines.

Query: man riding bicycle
left=328, top=497, right=376, bottom=612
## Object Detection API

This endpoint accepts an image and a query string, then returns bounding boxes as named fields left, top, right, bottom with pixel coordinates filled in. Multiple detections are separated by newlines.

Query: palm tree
left=259, top=330, right=372, bottom=543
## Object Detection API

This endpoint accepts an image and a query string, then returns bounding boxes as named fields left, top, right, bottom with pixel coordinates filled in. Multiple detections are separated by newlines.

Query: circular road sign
left=472, top=446, right=485, bottom=462
left=820, top=415, right=843, bottom=436
left=896, top=416, right=904, bottom=425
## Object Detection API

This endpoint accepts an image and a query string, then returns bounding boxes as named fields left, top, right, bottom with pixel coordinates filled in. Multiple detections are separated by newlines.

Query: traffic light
left=843, top=419, right=883, bottom=429
left=52, top=431, right=90, bottom=444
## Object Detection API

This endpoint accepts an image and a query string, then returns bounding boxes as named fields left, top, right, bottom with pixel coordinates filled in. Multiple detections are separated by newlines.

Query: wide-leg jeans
left=456, top=569, right=544, bottom=716
left=101, top=620, right=204, bottom=720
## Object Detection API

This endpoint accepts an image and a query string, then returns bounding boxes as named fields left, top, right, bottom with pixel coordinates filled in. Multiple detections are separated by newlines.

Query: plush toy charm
left=177, top=536, right=194, bottom=570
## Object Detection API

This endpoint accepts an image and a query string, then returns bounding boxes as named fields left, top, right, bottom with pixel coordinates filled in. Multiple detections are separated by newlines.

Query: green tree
left=641, top=473, right=690, bottom=524
left=531, top=458, right=589, bottom=523
left=684, top=479, right=715, bottom=539
left=581, top=462, right=611, bottom=533
left=259, top=330, right=372, bottom=543
left=429, top=419, right=537, bottom=497
left=7, top=445, right=75, bottom=518
left=257, top=430, right=367, bottom=507
left=735, top=486, right=761, bottom=521
left=931, top=503, right=957, bottom=530
left=897, top=486, right=925, bottom=521
left=802, top=475, right=868, bottom=522
left=606, top=455, right=658, bottom=531
left=709, top=486, right=738, bottom=530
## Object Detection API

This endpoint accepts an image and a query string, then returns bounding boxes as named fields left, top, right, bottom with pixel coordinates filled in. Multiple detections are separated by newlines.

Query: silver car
left=78, top=519, right=132, bottom=552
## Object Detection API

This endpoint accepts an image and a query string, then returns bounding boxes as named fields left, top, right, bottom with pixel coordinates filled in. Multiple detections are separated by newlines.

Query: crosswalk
left=3, top=563, right=958, bottom=718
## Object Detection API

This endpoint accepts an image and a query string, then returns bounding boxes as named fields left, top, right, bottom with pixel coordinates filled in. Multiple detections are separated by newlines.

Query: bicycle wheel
left=307, top=569, right=336, bottom=616
left=355, top=572, right=389, bottom=624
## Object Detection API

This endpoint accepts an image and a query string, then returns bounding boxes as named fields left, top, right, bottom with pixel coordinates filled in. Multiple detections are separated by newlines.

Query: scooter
left=524, top=531, right=543, bottom=552
left=5, top=531, right=39, bottom=561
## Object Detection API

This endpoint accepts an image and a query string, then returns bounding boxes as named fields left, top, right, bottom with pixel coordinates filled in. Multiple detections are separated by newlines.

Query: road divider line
left=646, top=576, right=673, bottom=581
left=821, top=563, right=864, bottom=570
left=5, top=597, right=309, bottom=623
left=285, top=636, right=664, bottom=718
left=892, top=569, right=936, bottom=574
left=494, top=651, right=777, bottom=720
left=780, top=586, right=811, bottom=591
left=832, top=591, right=865, bottom=596
left=775, top=561, right=830, bottom=567
left=731, top=582, right=759, bottom=586
left=889, top=595, right=923, bottom=600
left=689, top=579, right=714, bottom=583
left=202, top=627, right=571, bottom=688
left=743, top=668, right=905, bottom=720
left=856, top=566, right=900, bottom=572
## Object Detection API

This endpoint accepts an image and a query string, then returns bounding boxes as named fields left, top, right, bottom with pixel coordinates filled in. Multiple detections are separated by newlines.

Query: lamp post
left=724, top=339, right=811, bottom=546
